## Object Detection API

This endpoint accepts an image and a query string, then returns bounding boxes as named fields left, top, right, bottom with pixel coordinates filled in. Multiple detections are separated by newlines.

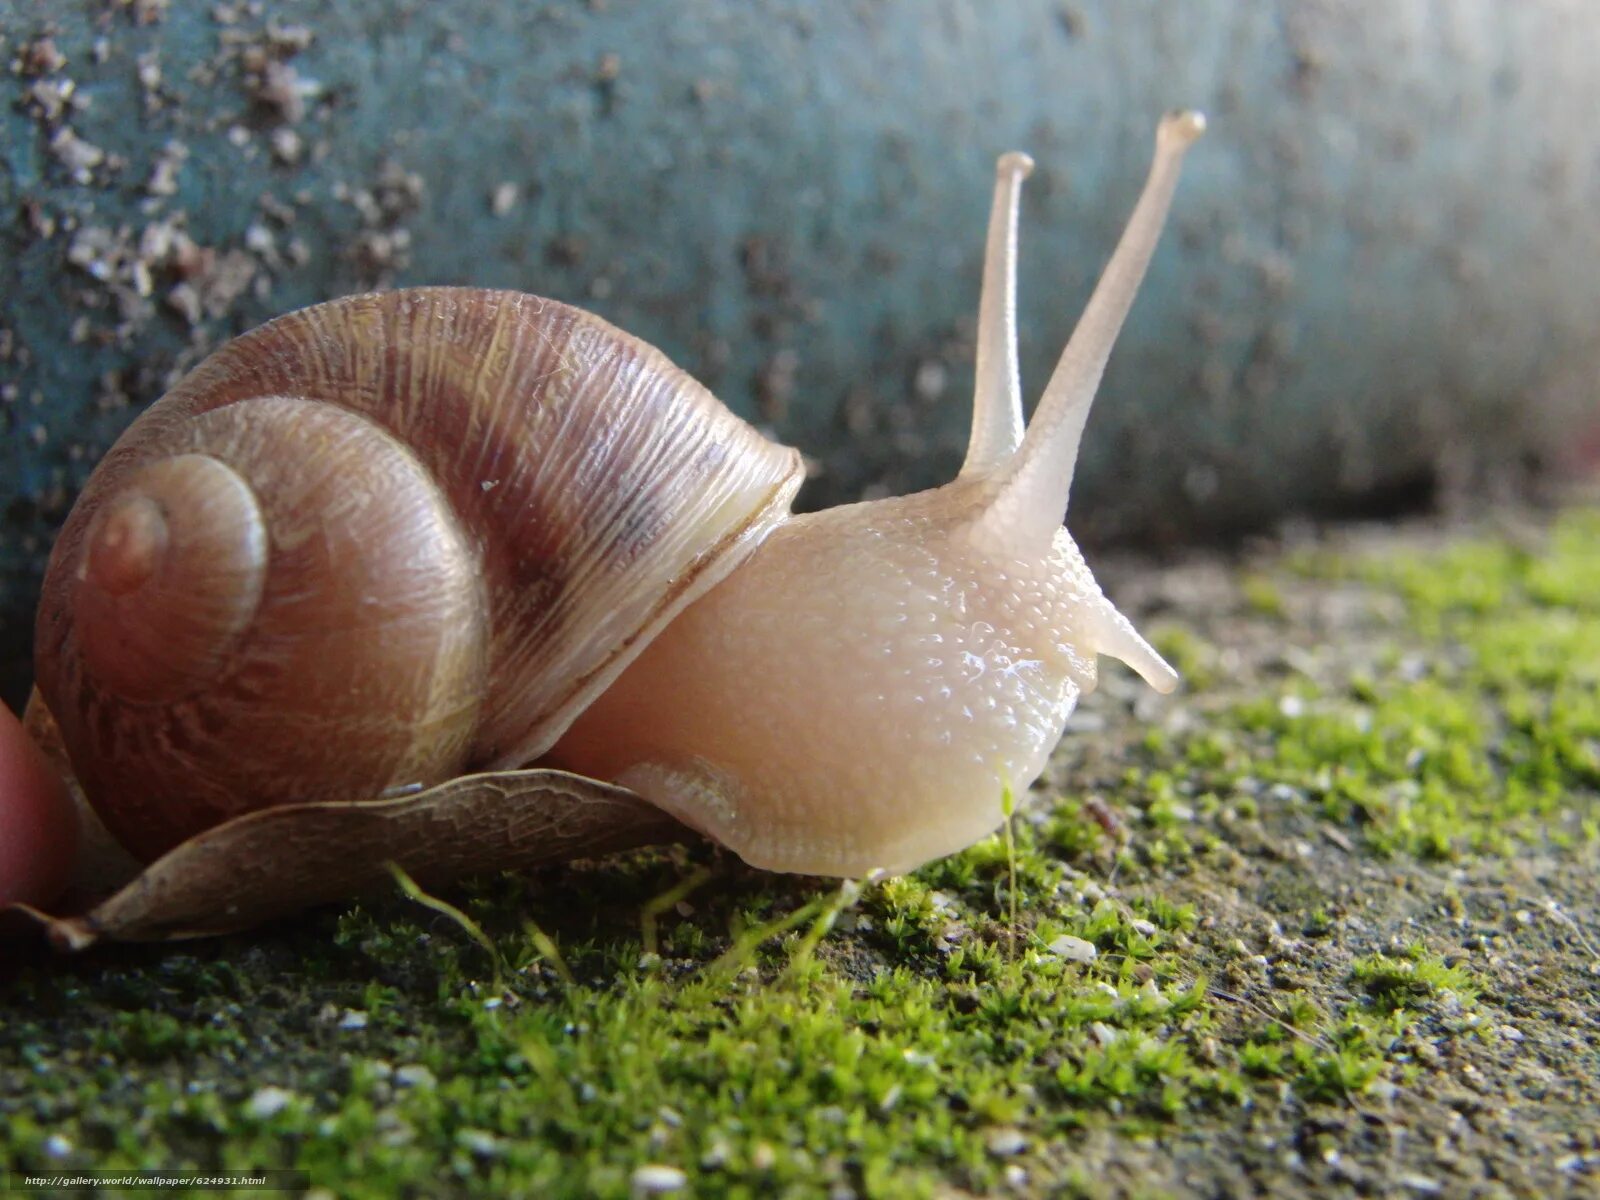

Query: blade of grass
left=640, top=865, right=714, bottom=958
left=1002, top=782, right=1018, bottom=959
left=782, top=876, right=871, bottom=981
left=523, top=917, right=575, bottom=986
left=385, top=861, right=504, bottom=992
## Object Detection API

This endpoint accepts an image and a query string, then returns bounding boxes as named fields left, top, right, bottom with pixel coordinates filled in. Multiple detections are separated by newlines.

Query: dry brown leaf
left=1, top=770, right=691, bottom=949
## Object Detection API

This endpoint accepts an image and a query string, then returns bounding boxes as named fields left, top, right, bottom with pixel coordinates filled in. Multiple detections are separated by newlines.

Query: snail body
left=31, top=113, right=1202, bottom=888
left=550, top=483, right=1169, bottom=876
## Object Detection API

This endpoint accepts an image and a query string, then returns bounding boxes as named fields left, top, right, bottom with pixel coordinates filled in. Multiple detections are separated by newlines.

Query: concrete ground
left=1, top=501, right=1596, bottom=1198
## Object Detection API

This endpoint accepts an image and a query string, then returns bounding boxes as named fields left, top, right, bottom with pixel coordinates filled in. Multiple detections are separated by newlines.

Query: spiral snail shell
left=37, top=290, right=801, bottom=862
left=18, top=112, right=1203, bottom=937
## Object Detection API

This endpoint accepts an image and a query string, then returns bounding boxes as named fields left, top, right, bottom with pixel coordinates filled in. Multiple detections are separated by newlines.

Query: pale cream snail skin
left=26, top=111, right=1202, bottom=892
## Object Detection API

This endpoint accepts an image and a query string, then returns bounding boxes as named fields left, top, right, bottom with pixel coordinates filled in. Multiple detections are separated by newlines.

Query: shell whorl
left=39, top=395, right=492, bottom=860
left=75, top=454, right=267, bottom=704
left=35, top=289, right=803, bottom=860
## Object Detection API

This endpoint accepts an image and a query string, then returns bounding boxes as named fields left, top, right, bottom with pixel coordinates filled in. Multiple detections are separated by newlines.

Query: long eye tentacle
left=960, top=151, right=1034, bottom=478
left=971, top=110, right=1205, bottom=557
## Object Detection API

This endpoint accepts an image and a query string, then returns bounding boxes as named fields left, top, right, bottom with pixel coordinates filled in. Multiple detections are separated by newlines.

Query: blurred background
left=1, top=0, right=1597, bottom=708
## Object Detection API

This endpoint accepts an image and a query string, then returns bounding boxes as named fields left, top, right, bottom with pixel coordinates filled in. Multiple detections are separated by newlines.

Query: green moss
left=1349, top=945, right=1478, bottom=1011
left=1229, top=940, right=1478, bottom=1106
left=2, top=857, right=1250, bottom=1198
left=0, top=796, right=1298, bottom=1197
left=1157, top=507, right=1600, bottom=859
left=1239, top=573, right=1287, bottom=620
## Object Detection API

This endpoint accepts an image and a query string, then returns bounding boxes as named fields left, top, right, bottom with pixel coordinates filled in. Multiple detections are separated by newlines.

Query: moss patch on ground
left=3, top=507, right=1598, bottom=1198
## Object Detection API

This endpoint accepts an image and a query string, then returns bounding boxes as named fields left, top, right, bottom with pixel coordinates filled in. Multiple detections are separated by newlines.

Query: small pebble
left=1089, top=1021, right=1119, bottom=1047
left=1397, top=1174, right=1442, bottom=1195
left=985, top=1127, right=1027, bottom=1157
left=700, top=1139, right=731, bottom=1169
left=630, top=1164, right=688, bottom=1194
left=1046, top=934, right=1097, bottom=963
left=244, top=1086, right=294, bottom=1120
left=457, top=1129, right=502, bottom=1159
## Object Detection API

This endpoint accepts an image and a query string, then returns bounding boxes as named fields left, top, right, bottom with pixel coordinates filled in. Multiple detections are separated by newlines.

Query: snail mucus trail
left=23, top=112, right=1204, bottom=937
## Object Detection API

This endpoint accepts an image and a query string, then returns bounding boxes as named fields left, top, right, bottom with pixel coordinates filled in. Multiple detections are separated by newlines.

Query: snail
left=7, top=112, right=1203, bottom=944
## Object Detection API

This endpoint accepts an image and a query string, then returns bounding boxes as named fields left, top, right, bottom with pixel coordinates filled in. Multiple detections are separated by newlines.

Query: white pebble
left=985, top=1127, right=1027, bottom=1157
left=395, top=1065, right=436, bottom=1089
left=244, top=1086, right=294, bottom=1120
left=631, top=1164, right=688, bottom=1194
left=1397, top=1174, right=1442, bottom=1195
left=458, top=1129, right=502, bottom=1158
left=1046, top=935, right=1097, bottom=964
